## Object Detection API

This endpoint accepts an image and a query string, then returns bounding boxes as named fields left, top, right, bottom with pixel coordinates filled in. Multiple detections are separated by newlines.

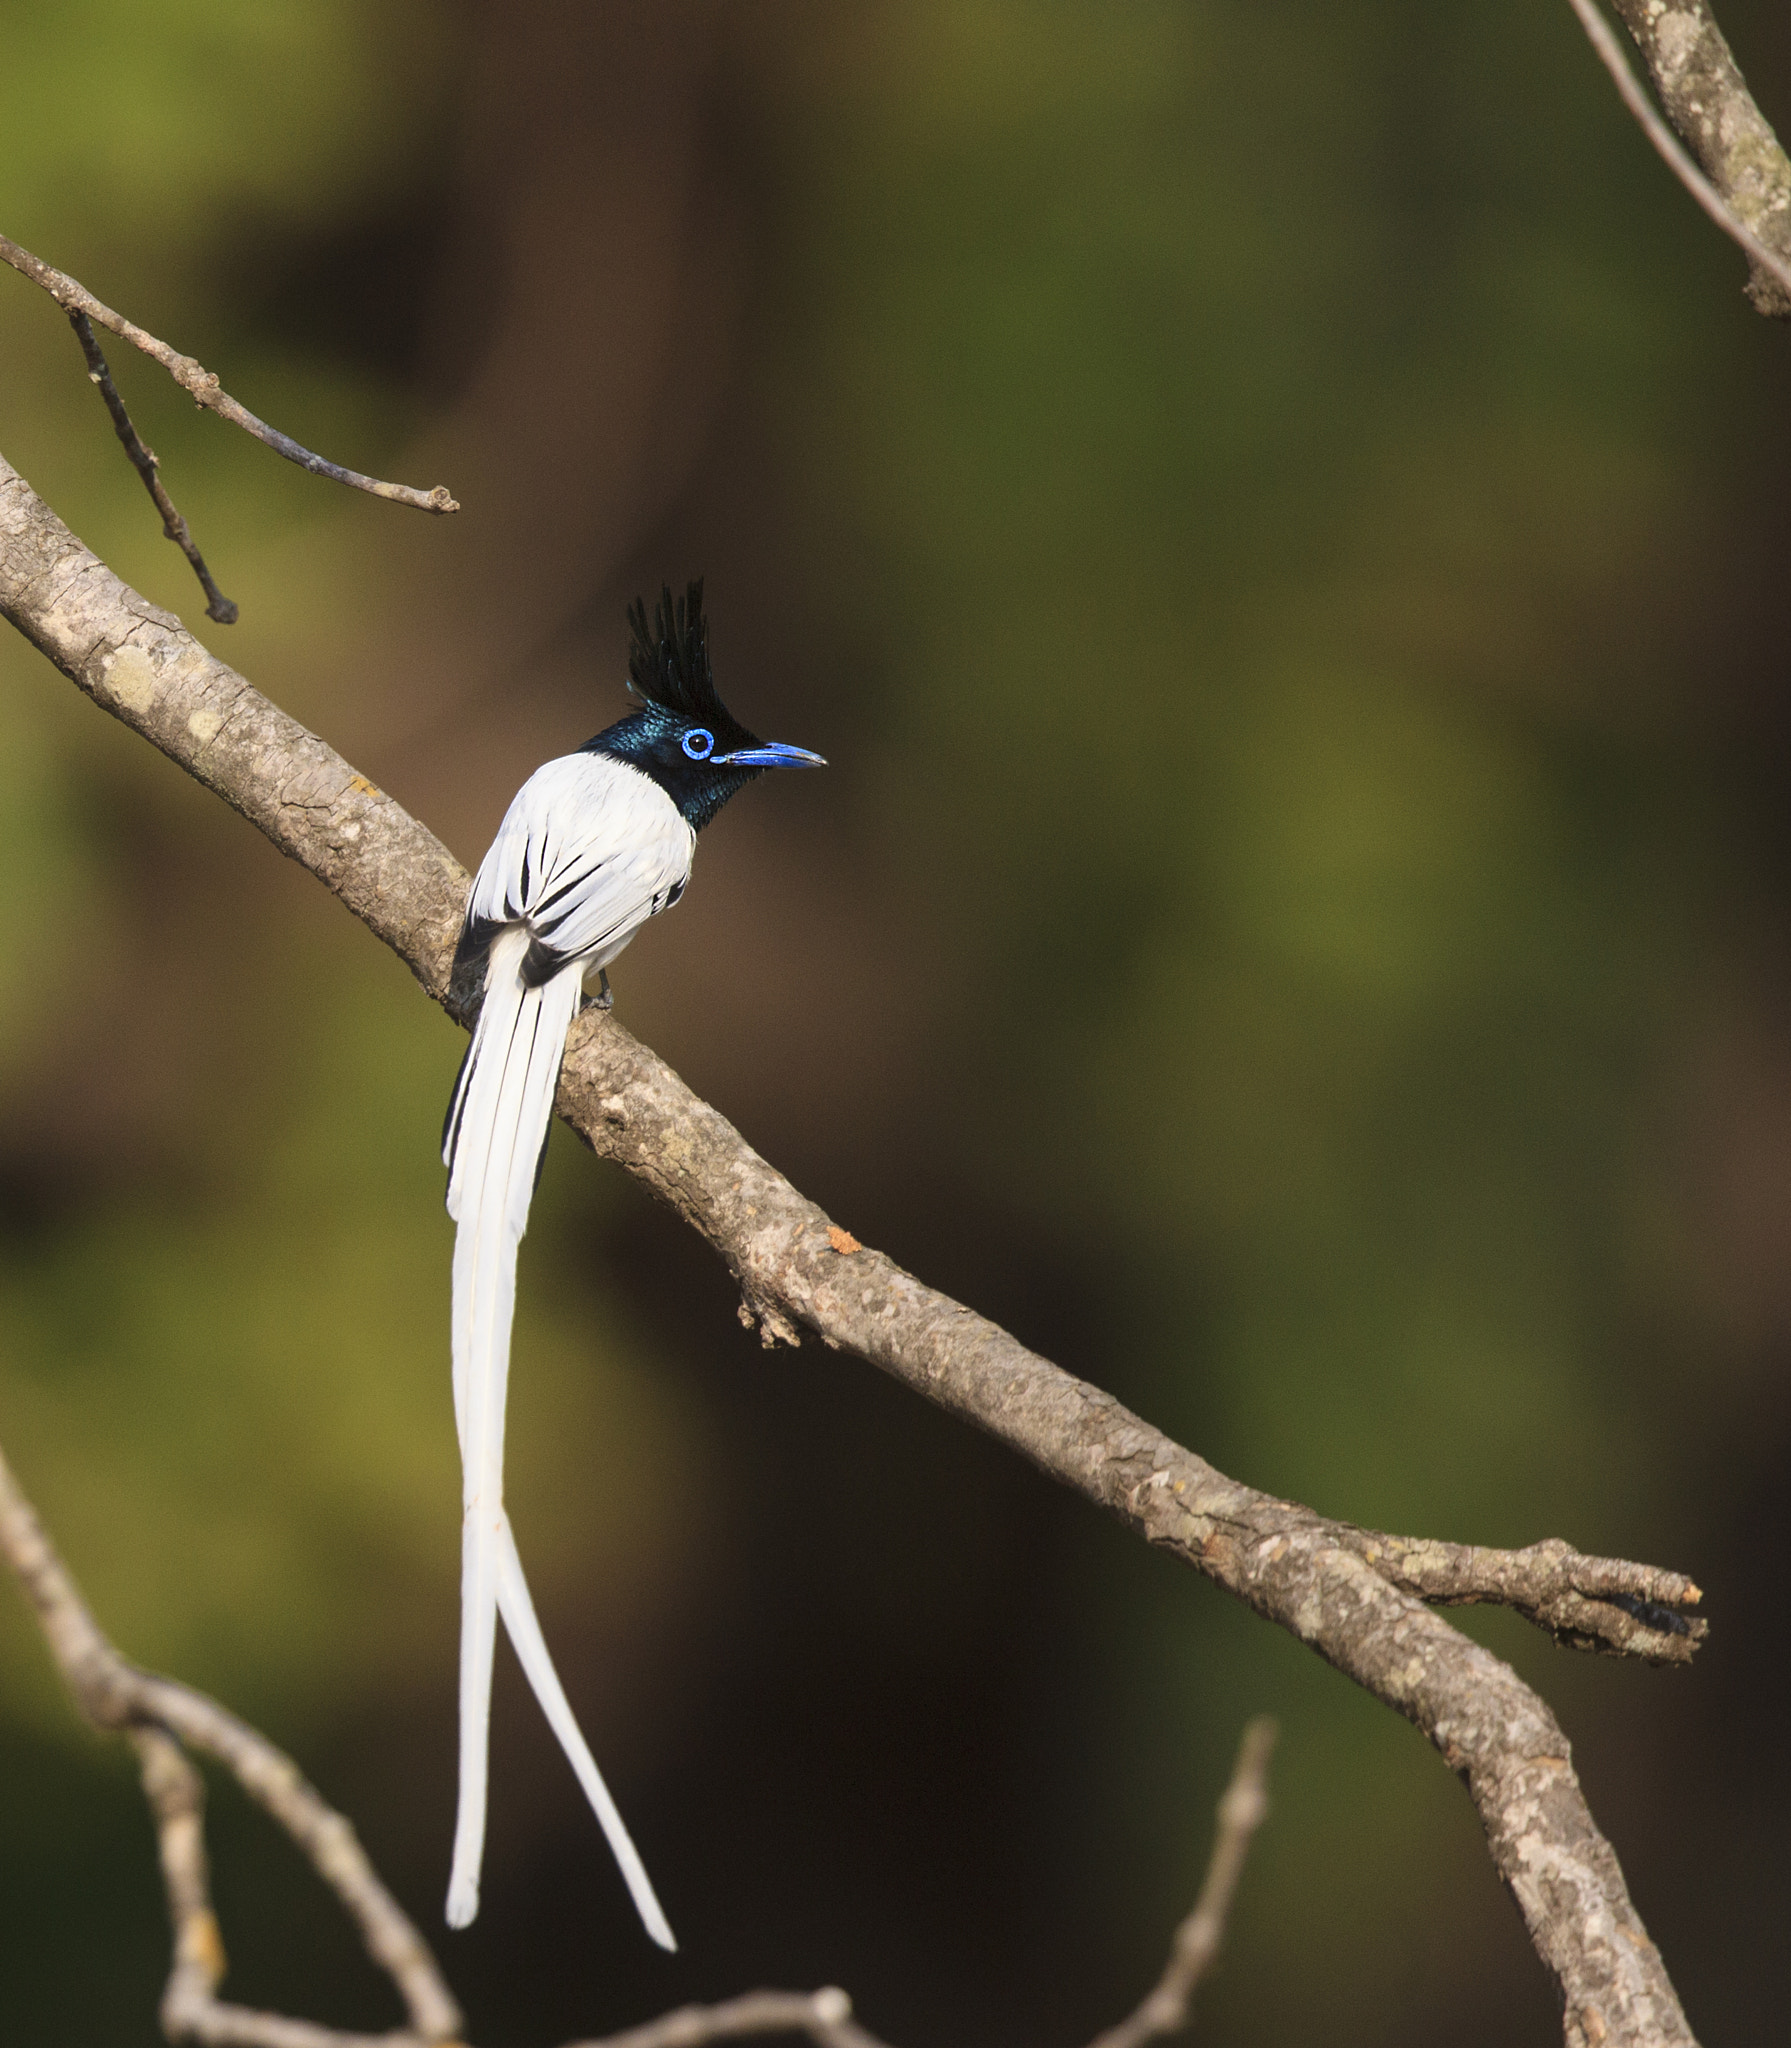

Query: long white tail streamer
left=443, top=927, right=674, bottom=1945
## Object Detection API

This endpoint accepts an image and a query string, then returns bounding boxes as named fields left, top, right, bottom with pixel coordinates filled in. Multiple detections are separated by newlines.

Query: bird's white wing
left=469, top=752, right=695, bottom=974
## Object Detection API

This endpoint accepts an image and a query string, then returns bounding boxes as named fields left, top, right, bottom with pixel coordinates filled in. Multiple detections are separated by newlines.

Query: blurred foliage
left=2, top=1, right=1789, bottom=2044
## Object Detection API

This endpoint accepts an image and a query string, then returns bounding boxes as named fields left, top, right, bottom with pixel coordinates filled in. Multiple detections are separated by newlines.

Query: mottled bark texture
left=0, top=448, right=1703, bottom=2046
left=1609, top=0, right=1791, bottom=315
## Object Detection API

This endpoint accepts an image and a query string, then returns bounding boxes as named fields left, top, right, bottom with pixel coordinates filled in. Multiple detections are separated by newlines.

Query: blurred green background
left=2, top=2, right=1787, bottom=2041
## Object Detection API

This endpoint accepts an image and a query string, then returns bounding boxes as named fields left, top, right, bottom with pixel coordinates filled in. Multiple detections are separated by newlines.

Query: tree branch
left=1345, top=1531, right=1702, bottom=1657
left=66, top=309, right=240, bottom=624
left=571, top=1989, right=887, bottom=2048
left=0, top=233, right=460, bottom=511
left=1581, top=0, right=1791, bottom=316
left=0, top=1431, right=464, bottom=2046
left=3, top=1418, right=892, bottom=2048
left=0, top=447, right=1703, bottom=2046
left=1085, top=1719, right=1276, bottom=2048
left=4, top=1412, right=1267, bottom=2048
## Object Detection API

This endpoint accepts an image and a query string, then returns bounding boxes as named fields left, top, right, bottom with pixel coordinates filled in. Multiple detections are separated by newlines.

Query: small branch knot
left=737, top=1293, right=802, bottom=1349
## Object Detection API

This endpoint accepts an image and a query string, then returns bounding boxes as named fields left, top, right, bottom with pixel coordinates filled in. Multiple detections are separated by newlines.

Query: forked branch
left=0, top=234, right=460, bottom=513
left=0, top=1431, right=462, bottom=2048
left=1, top=1421, right=1269, bottom=2048
left=0, top=232, right=458, bottom=623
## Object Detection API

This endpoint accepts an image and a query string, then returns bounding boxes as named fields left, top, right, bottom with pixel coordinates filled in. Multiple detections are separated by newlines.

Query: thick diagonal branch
left=0, top=448, right=1701, bottom=2047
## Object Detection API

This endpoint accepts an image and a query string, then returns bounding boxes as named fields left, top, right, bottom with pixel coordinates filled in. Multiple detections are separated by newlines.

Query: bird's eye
left=681, top=728, right=715, bottom=761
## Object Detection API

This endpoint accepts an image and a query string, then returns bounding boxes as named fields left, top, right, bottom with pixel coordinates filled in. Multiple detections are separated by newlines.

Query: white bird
left=440, top=583, right=823, bottom=1936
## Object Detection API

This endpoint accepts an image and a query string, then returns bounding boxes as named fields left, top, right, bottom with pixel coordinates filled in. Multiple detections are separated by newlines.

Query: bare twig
left=131, top=1725, right=425, bottom=2048
left=0, top=234, right=459, bottom=513
left=0, top=453, right=1702, bottom=2046
left=1572, top=0, right=1791, bottom=316
left=571, top=1988, right=890, bottom=2048
left=1086, top=1719, right=1276, bottom=2048
left=1349, top=1531, right=1704, bottom=1660
left=67, top=310, right=239, bottom=624
left=0, top=1430, right=464, bottom=2047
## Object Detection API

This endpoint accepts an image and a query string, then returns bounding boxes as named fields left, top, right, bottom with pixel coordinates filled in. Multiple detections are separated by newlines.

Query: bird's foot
left=587, top=968, right=613, bottom=1012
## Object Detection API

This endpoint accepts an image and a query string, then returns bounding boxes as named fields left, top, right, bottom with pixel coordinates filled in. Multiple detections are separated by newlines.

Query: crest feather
left=626, top=581, right=722, bottom=722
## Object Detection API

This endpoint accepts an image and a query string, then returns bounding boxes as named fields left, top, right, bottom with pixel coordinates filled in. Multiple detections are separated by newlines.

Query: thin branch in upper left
left=0, top=233, right=458, bottom=515
left=0, top=228, right=460, bottom=626
left=69, top=311, right=238, bottom=625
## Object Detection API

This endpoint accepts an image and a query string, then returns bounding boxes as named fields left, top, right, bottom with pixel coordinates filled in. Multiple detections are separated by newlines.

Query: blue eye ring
left=681, top=727, right=715, bottom=761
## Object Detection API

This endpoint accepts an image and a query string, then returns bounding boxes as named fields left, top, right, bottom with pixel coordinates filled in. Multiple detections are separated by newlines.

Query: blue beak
left=713, top=741, right=827, bottom=769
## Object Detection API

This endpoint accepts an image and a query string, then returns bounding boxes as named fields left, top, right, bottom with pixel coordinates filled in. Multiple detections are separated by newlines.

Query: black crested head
left=585, top=580, right=824, bottom=831
left=625, top=580, right=731, bottom=725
